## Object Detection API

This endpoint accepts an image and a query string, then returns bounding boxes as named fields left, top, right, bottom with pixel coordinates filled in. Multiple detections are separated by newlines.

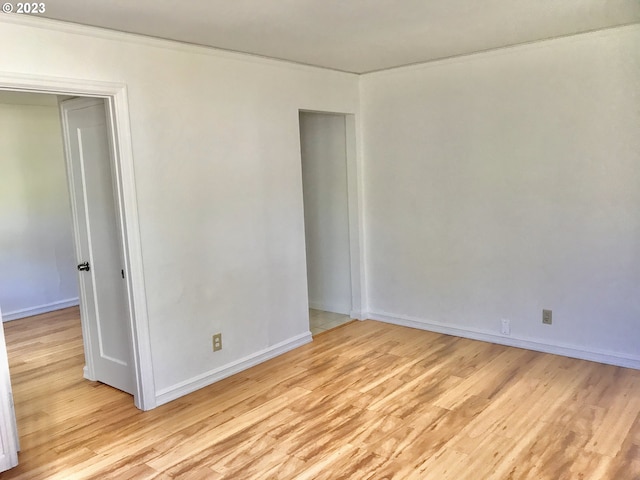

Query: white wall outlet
left=501, top=319, right=511, bottom=335
left=212, top=333, right=222, bottom=351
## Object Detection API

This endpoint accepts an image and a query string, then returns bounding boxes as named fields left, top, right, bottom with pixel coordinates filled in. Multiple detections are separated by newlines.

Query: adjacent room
left=0, top=92, right=79, bottom=324
left=299, top=111, right=355, bottom=336
left=0, top=1, right=639, bottom=478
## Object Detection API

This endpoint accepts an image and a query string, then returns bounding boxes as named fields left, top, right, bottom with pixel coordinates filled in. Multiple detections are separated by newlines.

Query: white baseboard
left=155, top=331, right=313, bottom=406
left=366, top=310, right=640, bottom=370
left=308, top=301, right=350, bottom=316
left=2, top=298, right=80, bottom=322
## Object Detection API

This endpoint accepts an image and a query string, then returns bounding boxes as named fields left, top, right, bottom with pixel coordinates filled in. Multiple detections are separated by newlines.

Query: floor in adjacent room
left=308, top=308, right=352, bottom=335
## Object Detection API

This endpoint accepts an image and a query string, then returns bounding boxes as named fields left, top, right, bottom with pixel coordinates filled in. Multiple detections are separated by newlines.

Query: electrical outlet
left=212, top=333, right=222, bottom=351
left=501, top=319, right=511, bottom=335
left=542, top=309, right=552, bottom=325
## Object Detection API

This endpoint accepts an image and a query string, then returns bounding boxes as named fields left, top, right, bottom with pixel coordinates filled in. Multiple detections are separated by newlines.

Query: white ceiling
left=40, top=0, right=640, bottom=73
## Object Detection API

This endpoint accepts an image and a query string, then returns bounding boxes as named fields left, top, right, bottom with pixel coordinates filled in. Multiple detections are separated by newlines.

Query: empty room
left=0, top=1, right=639, bottom=478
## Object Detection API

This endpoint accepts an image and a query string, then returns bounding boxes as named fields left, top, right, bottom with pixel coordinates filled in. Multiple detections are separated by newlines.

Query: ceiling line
left=3, top=14, right=639, bottom=76
left=361, top=21, right=640, bottom=75
left=0, top=14, right=359, bottom=75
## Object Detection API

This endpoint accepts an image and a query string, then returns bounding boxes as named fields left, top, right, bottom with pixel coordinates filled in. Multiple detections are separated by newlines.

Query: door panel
left=61, top=98, right=133, bottom=394
left=0, top=308, right=19, bottom=473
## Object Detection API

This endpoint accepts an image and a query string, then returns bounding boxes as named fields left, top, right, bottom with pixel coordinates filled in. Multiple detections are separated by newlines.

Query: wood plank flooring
left=2, top=307, right=639, bottom=479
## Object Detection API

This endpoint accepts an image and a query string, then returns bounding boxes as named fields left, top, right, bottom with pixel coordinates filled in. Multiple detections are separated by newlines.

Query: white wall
left=0, top=96, right=78, bottom=321
left=0, top=16, right=359, bottom=401
left=300, top=112, right=352, bottom=315
left=361, top=25, right=640, bottom=366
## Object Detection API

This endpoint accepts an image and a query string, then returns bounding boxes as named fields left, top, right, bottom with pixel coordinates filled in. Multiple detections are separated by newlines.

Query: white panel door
left=61, top=98, right=133, bottom=395
left=0, top=307, right=19, bottom=473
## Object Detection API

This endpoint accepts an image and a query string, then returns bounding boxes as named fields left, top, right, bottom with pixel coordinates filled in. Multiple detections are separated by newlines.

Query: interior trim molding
left=1, top=298, right=80, bottom=322
left=367, top=310, right=640, bottom=370
left=155, top=332, right=313, bottom=407
left=0, top=71, right=156, bottom=411
left=82, top=365, right=95, bottom=382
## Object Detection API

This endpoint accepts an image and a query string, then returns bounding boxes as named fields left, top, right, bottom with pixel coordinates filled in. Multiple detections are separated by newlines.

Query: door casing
left=0, top=72, right=156, bottom=411
left=0, top=306, right=19, bottom=472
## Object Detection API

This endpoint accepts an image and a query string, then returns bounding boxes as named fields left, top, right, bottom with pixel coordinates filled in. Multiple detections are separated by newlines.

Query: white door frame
left=298, top=110, right=365, bottom=320
left=0, top=307, right=19, bottom=472
left=0, top=72, right=156, bottom=411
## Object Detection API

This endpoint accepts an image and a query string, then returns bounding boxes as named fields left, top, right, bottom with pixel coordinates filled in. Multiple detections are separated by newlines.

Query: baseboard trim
left=155, top=331, right=313, bottom=406
left=367, top=311, right=640, bottom=370
left=2, top=298, right=80, bottom=322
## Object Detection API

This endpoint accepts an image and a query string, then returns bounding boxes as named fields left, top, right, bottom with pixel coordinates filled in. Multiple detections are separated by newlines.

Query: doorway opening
left=1, top=91, right=134, bottom=391
left=298, top=110, right=361, bottom=336
left=0, top=73, right=154, bottom=415
left=0, top=89, right=141, bottom=420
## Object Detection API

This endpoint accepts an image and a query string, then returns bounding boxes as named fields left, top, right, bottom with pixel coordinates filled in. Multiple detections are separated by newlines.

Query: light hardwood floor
left=2, top=307, right=639, bottom=479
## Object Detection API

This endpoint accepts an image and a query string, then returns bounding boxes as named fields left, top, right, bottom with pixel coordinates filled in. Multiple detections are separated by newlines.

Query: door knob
left=77, top=262, right=90, bottom=272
